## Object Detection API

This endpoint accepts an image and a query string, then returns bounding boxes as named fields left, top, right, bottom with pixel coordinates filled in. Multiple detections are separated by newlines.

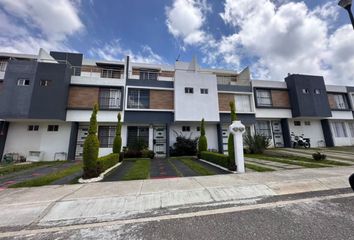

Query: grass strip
left=9, top=163, right=82, bottom=188
left=122, top=159, right=150, bottom=180
left=245, top=163, right=275, bottom=172
left=264, top=153, right=351, bottom=166
left=0, top=161, right=63, bottom=176
left=180, top=158, right=215, bottom=176
left=245, top=154, right=329, bottom=168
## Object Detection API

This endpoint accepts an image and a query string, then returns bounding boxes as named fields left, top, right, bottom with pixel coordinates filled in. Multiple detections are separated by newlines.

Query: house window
left=101, top=69, right=122, bottom=79
left=304, top=121, right=311, bottom=126
left=332, top=122, right=348, bottom=138
left=333, top=94, right=347, bottom=109
left=47, top=125, right=59, bottom=132
left=17, top=79, right=30, bottom=86
left=182, top=126, right=190, bottom=132
left=127, top=89, right=149, bottom=109
left=99, top=88, right=122, bottom=109
left=236, top=95, right=252, bottom=112
left=40, top=80, right=51, bottom=86
left=196, top=126, right=201, bottom=131
left=200, top=88, right=208, bottom=94
left=28, top=125, right=39, bottom=131
left=256, top=89, right=272, bottom=107
left=127, top=126, right=149, bottom=148
left=139, top=69, right=158, bottom=80
left=302, top=89, right=309, bottom=94
left=294, top=121, right=301, bottom=126
left=255, top=121, right=271, bottom=138
left=348, top=122, right=354, bottom=137
left=314, top=89, right=321, bottom=94
left=185, top=87, right=194, bottom=94
left=0, top=61, right=7, bottom=72
left=98, top=126, right=116, bottom=148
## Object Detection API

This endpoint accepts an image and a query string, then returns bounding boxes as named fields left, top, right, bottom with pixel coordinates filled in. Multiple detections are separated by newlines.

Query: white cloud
left=165, top=0, right=211, bottom=45
left=0, top=0, right=84, bottom=54
left=210, top=0, right=354, bottom=85
left=88, top=40, right=165, bottom=64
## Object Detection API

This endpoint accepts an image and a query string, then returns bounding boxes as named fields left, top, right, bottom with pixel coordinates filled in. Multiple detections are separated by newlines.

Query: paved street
left=0, top=166, right=352, bottom=239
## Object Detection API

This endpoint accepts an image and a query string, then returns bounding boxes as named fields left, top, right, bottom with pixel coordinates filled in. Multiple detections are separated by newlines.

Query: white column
left=229, top=121, right=246, bottom=173
left=148, top=125, right=154, bottom=151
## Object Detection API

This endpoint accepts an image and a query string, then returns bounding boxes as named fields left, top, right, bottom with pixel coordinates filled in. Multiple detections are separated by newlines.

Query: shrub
left=243, top=133, right=271, bottom=154
left=312, top=152, right=327, bottom=161
left=113, top=112, right=122, bottom=153
left=170, top=135, right=198, bottom=156
left=198, top=118, right=208, bottom=157
left=142, top=149, right=155, bottom=159
left=83, top=104, right=100, bottom=179
left=123, top=150, right=142, bottom=158
left=228, top=101, right=237, bottom=170
left=200, top=151, right=229, bottom=169
left=129, top=137, right=148, bottom=151
left=97, top=153, right=119, bottom=172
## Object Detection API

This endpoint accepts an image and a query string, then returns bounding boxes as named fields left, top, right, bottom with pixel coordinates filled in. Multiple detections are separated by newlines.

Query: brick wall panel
left=149, top=90, right=174, bottom=109
left=67, top=86, right=99, bottom=109
left=271, top=90, right=290, bottom=108
left=327, top=94, right=336, bottom=109
left=218, top=93, right=235, bottom=111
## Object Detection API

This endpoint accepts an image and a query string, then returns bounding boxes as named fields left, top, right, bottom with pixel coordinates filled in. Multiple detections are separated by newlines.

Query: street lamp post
left=339, top=0, right=354, bottom=29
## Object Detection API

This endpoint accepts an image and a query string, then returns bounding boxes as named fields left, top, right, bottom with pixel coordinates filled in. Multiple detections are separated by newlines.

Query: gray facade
left=0, top=121, right=9, bottom=160
left=217, top=85, right=252, bottom=92
left=219, top=113, right=256, bottom=125
left=124, top=111, right=174, bottom=124
left=126, top=79, right=174, bottom=88
left=285, top=74, right=332, bottom=118
left=0, top=59, right=72, bottom=120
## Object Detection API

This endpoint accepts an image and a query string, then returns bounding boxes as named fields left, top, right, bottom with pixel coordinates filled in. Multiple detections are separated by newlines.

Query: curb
left=198, top=159, right=236, bottom=173
left=78, top=162, right=122, bottom=183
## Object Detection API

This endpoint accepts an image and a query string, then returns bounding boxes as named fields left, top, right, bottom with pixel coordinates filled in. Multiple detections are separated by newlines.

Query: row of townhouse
left=0, top=49, right=353, bottom=161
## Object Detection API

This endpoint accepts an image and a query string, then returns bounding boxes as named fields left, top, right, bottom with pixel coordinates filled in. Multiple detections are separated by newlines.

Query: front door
left=272, top=121, right=284, bottom=147
left=153, top=127, right=166, bottom=158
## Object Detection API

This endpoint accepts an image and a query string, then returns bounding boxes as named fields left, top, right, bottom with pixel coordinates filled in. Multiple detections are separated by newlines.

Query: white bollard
left=228, top=121, right=246, bottom=173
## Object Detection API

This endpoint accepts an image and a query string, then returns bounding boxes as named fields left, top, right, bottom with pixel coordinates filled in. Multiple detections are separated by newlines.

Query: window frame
left=17, top=78, right=30, bottom=86
left=200, top=88, right=208, bottom=94
left=255, top=89, right=272, bottom=107
left=28, top=125, right=39, bottom=131
left=182, top=126, right=191, bottom=132
left=127, top=88, right=150, bottom=109
left=139, top=69, right=158, bottom=81
left=40, top=80, right=51, bottom=87
left=99, top=88, right=122, bottom=110
left=98, top=126, right=116, bottom=148
left=47, top=125, right=59, bottom=132
left=185, top=87, right=194, bottom=94
left=255, top=121, right=272, bottom=138
left=332, top=122, right=348, bottom=138
left=294, top=121, right=301, bottom=126
left=333, top=94, right=348, bottom=110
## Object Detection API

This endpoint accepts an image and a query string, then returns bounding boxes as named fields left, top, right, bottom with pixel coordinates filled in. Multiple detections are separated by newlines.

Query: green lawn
left=246, top=154, right=330, bottom=168
left=9, top=163, right=82, bottom=188
left=179, top=158, right=215, bottom=175
left=245, top=163, right=275, bottom=172
left=122, top=159, right=151, bottom=180
left=0, top=161, right=63, bottom=176
left=263, top=153, right=351, bottom=166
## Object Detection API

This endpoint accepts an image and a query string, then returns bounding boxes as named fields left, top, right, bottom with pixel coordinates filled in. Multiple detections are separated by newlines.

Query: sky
left=0, top=0, right=354, bottom=85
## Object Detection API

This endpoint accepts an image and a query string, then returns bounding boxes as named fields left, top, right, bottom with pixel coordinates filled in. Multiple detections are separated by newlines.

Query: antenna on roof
left=176, top=52, right=180, bottom=62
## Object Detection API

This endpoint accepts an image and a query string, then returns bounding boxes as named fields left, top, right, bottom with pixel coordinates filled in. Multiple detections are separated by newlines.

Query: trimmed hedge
left=97, top=153, right=119, bottom=173
left=200, top=151, right=229, bottom=169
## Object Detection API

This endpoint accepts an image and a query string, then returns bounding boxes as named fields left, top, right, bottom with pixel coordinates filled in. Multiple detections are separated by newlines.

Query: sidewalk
left=0, top=166, right=353, bottom=229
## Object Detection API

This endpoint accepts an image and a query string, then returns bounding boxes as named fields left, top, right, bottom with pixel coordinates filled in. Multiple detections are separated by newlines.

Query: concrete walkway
left=0, top=166, right=352, bottom=230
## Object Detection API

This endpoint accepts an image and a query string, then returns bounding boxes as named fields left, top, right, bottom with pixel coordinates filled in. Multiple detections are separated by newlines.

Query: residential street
left=0, top=166, right=353, bottom=239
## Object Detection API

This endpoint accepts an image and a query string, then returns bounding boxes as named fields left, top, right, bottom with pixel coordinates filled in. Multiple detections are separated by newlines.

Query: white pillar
left=229, top=121, right=246, bottom=173
left=148, top=125, right=154, bottom=151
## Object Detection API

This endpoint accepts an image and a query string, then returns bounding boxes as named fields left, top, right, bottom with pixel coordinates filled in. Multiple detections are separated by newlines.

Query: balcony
left=129, top=69, right=174, bottom=81
left=71, top=66, right=125, bottom=86
left=217, top=75, right=238, bottom=85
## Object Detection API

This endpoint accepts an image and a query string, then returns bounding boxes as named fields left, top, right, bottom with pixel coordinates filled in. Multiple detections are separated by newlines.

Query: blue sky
left=0, top=0, right=354, bottom=85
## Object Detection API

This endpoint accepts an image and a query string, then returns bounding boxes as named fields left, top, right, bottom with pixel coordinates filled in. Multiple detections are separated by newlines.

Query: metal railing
left=130, top=70, right=175, bottom=80
left=72, top=66, right=125, bottom=79
left=0, top=61, right=8, bottom=72
left=217, top=76, right=237, bottom=85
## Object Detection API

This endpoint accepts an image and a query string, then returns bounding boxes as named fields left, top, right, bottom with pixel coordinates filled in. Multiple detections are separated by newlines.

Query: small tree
left=82, top=104, right=100, bottom=178
left=227, top=101, right=236, bottom=170
left=113, top=112, right=122, bottom=153
left=198, top=118, right=208, bottom=157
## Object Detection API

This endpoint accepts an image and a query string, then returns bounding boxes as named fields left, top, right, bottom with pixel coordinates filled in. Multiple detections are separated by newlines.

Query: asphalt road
left=4, top=190, right=354, bottom=239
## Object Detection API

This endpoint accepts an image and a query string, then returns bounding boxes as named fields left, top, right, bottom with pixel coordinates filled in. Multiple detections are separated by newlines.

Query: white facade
left=169, top=123, right=219, bottom=151
left=288, top=119, right=325, bottom=147
left=330, top=120, right=354, bottom=146
left=174, top=61, right=220, bottom=122
left=3, top=121, right=72, bottom=161
left=66, top=110, right=124, bottom=123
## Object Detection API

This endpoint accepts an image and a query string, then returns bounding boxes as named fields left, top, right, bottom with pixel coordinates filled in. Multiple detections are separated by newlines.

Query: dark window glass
left=302, top=89, right=309, bottom=94
left=40, top=80, right=51, bottom=86
left=200, top=88, right=208, bottom=94
left=98, top=126, right=116, bottom=148
left=48, top=125, right=59, bottom=132
left=127, top=126, right=149, bottom=148
left=294, top=121, right=301, bottom=126
left=127, top=89, right=149, bottom=109
left=17, top=79, right=30, bottom=86
left=256, top=89, right=272, bottom=107
left=182, top=126, right=190, bottom=132
left=28, top=125, right=33, bottom=131
left=34, top=125, right=39, bottom=131
left=185, top=87, right=193, bottom=94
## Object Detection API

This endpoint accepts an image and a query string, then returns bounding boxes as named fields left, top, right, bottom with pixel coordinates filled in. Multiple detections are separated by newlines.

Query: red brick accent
left=218, top=93, right=235, bottom=111
left=149, top=90, right=174, bottom=109
left=271, top=90, right=290, bottom=108
left=327, top=94, right=337, bottom=109
left=67, top=86, right=99, bottom=109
